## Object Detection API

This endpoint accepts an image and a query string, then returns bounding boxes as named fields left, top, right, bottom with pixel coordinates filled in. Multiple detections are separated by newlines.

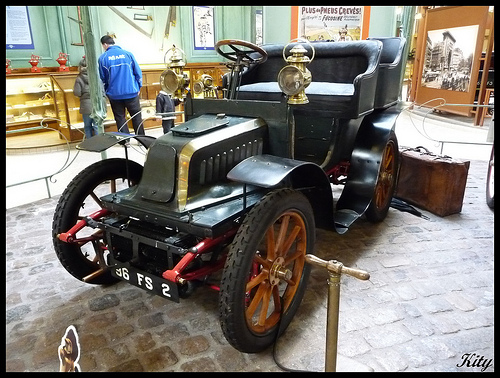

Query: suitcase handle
left=404, top=146, right=452, bottom=160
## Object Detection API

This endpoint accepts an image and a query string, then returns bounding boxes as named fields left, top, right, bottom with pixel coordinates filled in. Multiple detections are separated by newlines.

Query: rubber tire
left=218, top=188, right=314, bottom=353
left=486, top=145, right=494, bottom=209
left=365, top=132, right=399, bottom=222
left=52, top=158, right=143, bottom=284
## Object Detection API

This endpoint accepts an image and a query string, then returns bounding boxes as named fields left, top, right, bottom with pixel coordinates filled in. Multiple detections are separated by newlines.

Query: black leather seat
left=237, top=40, right=383, bottom=119
left=367, top=37, right=407, bottom=109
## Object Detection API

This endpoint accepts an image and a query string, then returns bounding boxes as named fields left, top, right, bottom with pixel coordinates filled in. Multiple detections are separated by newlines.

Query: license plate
left=110, top=264, right=179, bottom=303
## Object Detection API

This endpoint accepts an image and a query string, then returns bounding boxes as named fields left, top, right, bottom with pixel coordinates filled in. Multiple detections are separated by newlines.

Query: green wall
left=263, top=7, right=292, bottom=44
left=7, top=6, right=67, bottom=69
left=6, top=6, right=399, bottom=69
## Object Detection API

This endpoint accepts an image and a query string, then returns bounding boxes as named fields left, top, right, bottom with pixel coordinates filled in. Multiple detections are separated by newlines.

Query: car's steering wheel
left=215, top=39, right=268, bottom=65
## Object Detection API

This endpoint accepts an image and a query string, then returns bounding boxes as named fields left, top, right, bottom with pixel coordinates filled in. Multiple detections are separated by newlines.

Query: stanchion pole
left=305, top=254, right=370, bottom=372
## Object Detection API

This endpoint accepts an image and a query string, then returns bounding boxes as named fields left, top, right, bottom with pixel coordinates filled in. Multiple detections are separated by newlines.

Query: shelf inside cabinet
left=6, top=74, right=58, bottom=133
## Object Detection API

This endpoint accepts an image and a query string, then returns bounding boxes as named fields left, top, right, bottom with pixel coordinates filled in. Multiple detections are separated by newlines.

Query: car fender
left=76, top=132, right=156, bottom=152
left=227, top=154, right=335, bottom=228
left=335, top=107, right=400, bottom=233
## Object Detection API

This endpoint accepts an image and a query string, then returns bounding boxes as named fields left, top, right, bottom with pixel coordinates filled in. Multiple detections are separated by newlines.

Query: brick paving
left=6, top=156, right=494, bottom=372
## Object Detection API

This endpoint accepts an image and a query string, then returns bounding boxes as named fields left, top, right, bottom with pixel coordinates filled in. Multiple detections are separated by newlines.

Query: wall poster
left=421, top=25, right=479, bottom=93
left=6, top=6, right=35, bottom=49
left=193, top=6, right=215, bottom=50
left=291, top=6, right=370, bottom=41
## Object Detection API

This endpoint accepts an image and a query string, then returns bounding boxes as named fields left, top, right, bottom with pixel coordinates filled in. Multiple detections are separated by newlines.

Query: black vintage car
left=53, top=37, right=406, bottom=353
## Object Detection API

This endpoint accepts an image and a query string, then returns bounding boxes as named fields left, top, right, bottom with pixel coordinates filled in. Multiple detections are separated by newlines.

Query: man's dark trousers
left=109, top=95, right=145, bottom=135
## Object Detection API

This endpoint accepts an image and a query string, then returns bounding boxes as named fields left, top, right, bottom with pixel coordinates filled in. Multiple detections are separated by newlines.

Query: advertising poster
left=297, top=6, right=365, bottom=41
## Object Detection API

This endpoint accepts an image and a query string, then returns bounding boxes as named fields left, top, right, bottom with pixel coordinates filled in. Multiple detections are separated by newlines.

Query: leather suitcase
left=395, top=147, right=470, bottom=217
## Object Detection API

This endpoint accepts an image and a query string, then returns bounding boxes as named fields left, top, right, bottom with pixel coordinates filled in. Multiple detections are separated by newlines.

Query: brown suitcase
left=395, top=146, right=470, bottom=217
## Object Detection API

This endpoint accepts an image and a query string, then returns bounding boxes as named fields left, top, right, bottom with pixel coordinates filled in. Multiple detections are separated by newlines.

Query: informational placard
left=193, top=6, right=215, bottom=50
left=6, top=6, right=35, bottom=49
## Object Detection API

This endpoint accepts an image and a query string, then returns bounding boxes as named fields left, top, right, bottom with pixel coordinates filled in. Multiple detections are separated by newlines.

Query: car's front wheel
left=218, top=189, right=314, bottom=353
left=52, top=158, right=143, bottom=284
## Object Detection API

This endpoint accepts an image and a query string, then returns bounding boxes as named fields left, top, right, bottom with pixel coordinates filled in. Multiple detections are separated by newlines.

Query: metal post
left=80, top=6, right=107, bottom=160
left=325, top=270, right=341, bottom=372
left=305, top=254, right=370, bottom=372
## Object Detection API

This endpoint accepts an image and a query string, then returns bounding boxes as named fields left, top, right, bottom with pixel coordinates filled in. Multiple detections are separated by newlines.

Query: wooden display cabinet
left=140, top=67, right=165, bottom=128
left=187, top=62, right=230, bottom=99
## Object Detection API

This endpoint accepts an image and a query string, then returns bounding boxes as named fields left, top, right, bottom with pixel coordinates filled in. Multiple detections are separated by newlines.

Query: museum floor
left=6, top=105, right=494, bottom=372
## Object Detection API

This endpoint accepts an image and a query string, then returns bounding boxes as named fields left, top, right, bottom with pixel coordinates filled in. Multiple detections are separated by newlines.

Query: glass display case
left=50, top=70, right=169, bottom=141
left=50, top=73, right=118, bottom=142
left=6, top=74, right=59, bottom=134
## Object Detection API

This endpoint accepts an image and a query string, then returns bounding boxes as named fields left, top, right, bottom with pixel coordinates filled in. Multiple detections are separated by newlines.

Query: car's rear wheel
left=365, top=132, right=399, bottom=222
left=52, top=158, right=143, bottom=284
left=219, top=188, right=314, bottom=353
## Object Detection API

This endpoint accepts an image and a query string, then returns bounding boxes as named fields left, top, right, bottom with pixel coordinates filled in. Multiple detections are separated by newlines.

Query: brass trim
left=176, top=117, right=266, bottom=210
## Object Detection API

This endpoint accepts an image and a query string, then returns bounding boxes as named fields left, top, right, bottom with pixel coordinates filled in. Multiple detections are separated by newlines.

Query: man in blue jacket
left=98, top=35, right=145, bottom=135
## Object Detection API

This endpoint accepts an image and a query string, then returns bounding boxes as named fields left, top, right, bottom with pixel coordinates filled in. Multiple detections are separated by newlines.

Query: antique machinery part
left=160, top=45, right=190, bottom=100
left=278, top=39, right=315, bottom=105
left=305, top=254, right=370, bottom=372
left=193, top=73, right=218, bottom=98
left=29, top=54, right=41, bottom=73
left=56, top=52, right=70, bottom=72
left=269, top=256, right=293, bottom=286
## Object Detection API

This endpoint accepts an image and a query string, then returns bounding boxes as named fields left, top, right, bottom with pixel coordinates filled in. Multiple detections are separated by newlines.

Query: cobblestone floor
left=6, top=158, right=494, bottom=372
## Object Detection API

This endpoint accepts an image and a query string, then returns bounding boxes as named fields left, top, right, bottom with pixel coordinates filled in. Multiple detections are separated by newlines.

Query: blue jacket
left=98, top=45, right=142, bottom=100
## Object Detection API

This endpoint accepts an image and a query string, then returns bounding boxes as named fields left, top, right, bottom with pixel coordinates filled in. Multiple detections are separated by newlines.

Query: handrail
left=401, top=98, right=494, bottom=155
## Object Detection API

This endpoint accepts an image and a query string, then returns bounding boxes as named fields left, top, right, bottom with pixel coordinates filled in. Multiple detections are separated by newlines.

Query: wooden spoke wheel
left=52, top=158, right=143, bottom=284
left=365, top=132, right=399, bottom=222
left=219, top=189, right=314, bottom=353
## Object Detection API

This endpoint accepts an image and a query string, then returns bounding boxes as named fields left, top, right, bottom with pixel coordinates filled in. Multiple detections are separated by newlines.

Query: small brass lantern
left=160, top=46, right=190, bottom=100
left=193, top=73, right=218, bottom=98
left=278, top=43, right=313, bottom=105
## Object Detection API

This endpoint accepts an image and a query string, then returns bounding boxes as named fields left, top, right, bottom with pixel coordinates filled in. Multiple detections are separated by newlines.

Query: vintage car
left=52, top=37, right=406, bottom=353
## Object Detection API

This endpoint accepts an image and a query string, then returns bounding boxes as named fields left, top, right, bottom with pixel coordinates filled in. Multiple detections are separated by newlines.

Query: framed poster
left=255, top=9, right=263, bottom=45
left=193, top=6, right=215, bottom=50
left=6, top=6, right=35, bottom=49
left=291, top=6, right=371, bottom=41
left=414, top=6, right=490, bottom=116
left=421, top=25, right=479, bottom=93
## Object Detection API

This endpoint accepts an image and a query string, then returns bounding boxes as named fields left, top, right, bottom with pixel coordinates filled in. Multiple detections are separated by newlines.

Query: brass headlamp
left=160, top=46, right=190, bottom=100
left=193, top=74, right=218, bottom=98
left=277, top=40, right=315, bottom=105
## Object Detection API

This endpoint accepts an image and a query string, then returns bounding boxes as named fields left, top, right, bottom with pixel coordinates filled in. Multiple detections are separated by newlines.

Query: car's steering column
left=215, top=39, right=268, bottom=100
